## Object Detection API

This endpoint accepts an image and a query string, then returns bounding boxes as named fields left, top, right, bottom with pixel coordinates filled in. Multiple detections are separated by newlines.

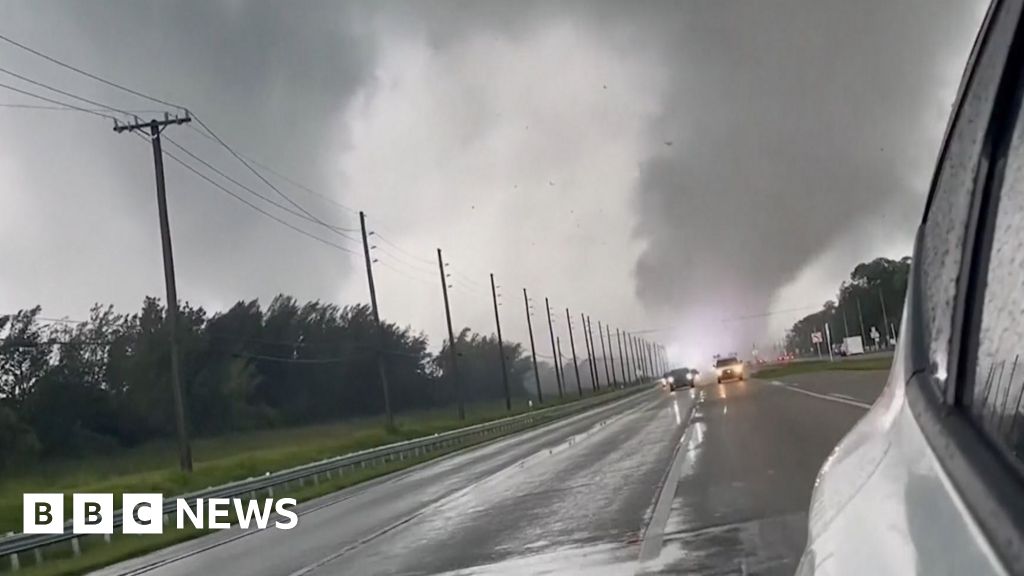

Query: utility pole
left=606, top=324, right=618, bottom=387
left=825, top=323, right=834, bottom=362
left=635, top=337, right=645, bottom=379
left=589, top=317, right=602, bottom=390
left=546, top=298, right=563, bottom=399
left=114, top=114, right=193, bottom=473
left=842, top=304, right=850, bottom=339
left=627, top=333, right=637, bottom=381
left=491, top=274, right=511, bottom=411
left=648, top=341, right=656, bottom=377
left=622, top=332, right=630, bottom=381
left=356, top=212, right=394, bottom=428
left=856, top=297, right=867, bottom=343
left=585, top=314, right=600, bottom=390
left=630, top=334, right=638, bottom=379
left=588, top=316, right=602, bottom=390
left=566, top=308, right=583, bottom=397
left=643, top=340, right=651, bottom=377
left=878, top=288, right=891, bottom=348
left=556, top=336, right=566, bottom=396
left=580, top=313, right=594, bottom=390
left=523, top=288, right=542, bottom=405
left=598, top=321, right=611, bottom=387
left=617, top=329, right=627, bottom=384
left=437, top=249, right=463, bottom=420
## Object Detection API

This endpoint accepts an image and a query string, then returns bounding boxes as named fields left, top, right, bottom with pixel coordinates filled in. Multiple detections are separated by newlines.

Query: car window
left=715, top=357, right=739, bottom=367
left=919, top=2, right=1018, bottom=397
left=969, top=71, right=1024, bottom=465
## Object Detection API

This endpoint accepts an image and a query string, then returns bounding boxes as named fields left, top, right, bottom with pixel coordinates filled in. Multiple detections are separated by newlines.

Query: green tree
left=0, top=307, right=50, bottom=406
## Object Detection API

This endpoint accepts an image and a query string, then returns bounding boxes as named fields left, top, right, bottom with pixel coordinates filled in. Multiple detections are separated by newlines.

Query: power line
left=163, top=136, right=360, bottom=246
left=186, top=124, right=360, bottom=220
left=0, top=71, right=362, bottom=263
left=148, top=135, right=360, bottom=256
left=372, top=244, right=436, bottom=275
left=190, top=114, right=343, bottom=239
left=0, top=102, right=164, bottom=114
left=375, top=258, right=437, bottom=288
left=0, top=32, right=360, bottom=241
left=0, top=64, right=140, bottom=119
left=0, top=31, right=187, bottom=112
left=0, top=31, right=362, bottom=239
left=371, top=232, right=435, bottom=267
left=0, top=81, right=117, bottom=121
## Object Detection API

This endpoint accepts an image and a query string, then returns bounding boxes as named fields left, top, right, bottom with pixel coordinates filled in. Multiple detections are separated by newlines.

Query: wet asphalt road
left=94, top=371, right=887, bottom=576
left=644, top=371, right=887, bottom=575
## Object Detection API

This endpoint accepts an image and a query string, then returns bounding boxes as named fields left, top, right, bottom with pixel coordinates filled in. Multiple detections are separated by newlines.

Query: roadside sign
left=811, top=332, right=823, bottom=344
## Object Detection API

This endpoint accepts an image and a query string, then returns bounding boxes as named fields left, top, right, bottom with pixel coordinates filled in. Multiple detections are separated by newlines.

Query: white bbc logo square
left=23, top=493, right=63, bottom=534
left=122, top=493, right=164, bottom=534
left=73, top=493, right=113, bottom=534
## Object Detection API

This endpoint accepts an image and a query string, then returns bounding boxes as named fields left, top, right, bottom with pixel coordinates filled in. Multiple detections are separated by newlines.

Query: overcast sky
left=0, top=1, right=988, bottom=367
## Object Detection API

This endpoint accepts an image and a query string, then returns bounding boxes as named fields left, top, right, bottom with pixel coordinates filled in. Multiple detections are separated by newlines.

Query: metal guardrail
left=0, top=385, right=649, bottom=570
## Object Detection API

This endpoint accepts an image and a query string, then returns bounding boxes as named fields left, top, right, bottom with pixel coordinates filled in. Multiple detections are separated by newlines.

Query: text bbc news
left=23, top=494, right=298, bottom=534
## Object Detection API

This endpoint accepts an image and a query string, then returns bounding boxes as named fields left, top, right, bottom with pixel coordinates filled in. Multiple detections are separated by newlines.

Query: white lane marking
left=830, top=393, right=861, bottom=402
left=637, top=401, right=696, bottom=565
left=771, top=381, right=871, bottom=409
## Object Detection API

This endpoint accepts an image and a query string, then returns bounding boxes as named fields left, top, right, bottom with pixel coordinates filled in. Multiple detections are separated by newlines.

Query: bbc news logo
left=23, top=494, right=298, bottom=534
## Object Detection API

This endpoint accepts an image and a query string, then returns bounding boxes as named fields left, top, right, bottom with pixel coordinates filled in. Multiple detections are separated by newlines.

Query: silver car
left=800, top=1, right=1024, bottom=573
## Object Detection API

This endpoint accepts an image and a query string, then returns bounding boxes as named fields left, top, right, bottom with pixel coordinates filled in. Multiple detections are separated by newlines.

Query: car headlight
left=686, top=372, right=693, bottom=380
left=667, top=376, right=674, bottom=384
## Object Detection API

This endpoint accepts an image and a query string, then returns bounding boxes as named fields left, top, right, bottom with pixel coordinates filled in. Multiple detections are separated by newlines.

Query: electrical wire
left=0, top=31, right=188, bottom=112
left=0, top=64, right=140, bottom=119
left=372, top=244, right=437, bottom=275
left=191, top=113, right=345, bottom=239
left=186, top=124, right=360, bottom=220
left=163, top=136, right=360, bottom=245
left=0, top=102, right=163, bottom=114
left=142, top=134, right=360, bottom=256
left=0, top=31, right=359, bottom=235
left=371, top=232, right=435, bottom=267
left=375, top=258, right=437, bottom=288
left=0, top=81, right=117, bottom=120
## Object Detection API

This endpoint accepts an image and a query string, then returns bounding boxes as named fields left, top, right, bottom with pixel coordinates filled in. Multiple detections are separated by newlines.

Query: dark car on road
left=714, top=356, right=745, bottom=383
left=664, top=367, right=697, bottom=390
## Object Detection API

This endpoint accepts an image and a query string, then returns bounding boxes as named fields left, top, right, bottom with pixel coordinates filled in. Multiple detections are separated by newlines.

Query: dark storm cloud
left=628, top=0, right=986, bottom=355
left=0, top=1, right=987, bottom=364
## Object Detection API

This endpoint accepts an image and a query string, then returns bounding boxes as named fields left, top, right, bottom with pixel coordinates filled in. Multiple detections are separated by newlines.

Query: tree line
left=0, top=295, right=557, bottom=469
left=785, top=256, right=910, bottom=354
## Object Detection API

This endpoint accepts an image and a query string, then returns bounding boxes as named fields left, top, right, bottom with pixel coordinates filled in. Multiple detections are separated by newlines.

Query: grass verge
left=753, top=356, right=893, bottom=380
left=0, top=394, right=592, bottom=535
